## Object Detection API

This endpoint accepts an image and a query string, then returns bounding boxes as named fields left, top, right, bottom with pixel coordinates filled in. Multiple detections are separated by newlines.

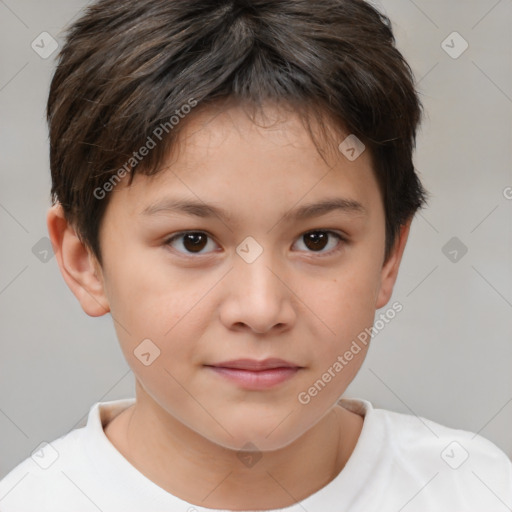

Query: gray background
left=1, top=0, right=511, bottom=480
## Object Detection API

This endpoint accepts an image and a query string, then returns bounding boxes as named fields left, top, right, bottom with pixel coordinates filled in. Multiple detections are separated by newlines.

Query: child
left=1, top=0, right=511, bottom=510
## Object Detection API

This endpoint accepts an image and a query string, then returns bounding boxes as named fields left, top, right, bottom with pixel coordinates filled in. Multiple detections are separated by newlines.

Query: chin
left=201, top=420, right=307, bottom=454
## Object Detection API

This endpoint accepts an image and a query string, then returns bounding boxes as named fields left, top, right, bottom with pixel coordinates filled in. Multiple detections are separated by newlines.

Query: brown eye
left=303, top=231, right=329, bottom=251
left=182, top=233, right=208, bottom=252
left=293, top=230, right=345, bottom=256
left=164, top=229, right=346, bottom=258
left=165, top=232, right=216, bottom=255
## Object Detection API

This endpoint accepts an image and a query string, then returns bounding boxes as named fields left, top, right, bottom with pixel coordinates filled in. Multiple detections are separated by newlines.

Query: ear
left=375, top=218, right=412, bottom=309
left=46, top=203, right=110, bottom=317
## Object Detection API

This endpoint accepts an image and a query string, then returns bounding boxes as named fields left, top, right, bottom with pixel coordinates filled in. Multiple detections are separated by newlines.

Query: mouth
left=204, top=358, right=302, bottom=390
left=205, top=358, right=301, bottom=371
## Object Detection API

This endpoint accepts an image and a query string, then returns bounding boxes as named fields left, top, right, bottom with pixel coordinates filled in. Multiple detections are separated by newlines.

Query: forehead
left=110, top=103, right=382, bottom=224
left=173, top=101, right=345, bottom=161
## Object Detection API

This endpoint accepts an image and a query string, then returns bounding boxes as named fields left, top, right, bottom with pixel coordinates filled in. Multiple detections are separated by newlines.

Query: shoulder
left=375, top=404, right=511, bottom=468
left=0, top=399, right=135, bottom=512
left=378, top=404, right=512, bottom=504
left=0, top=427, right=91, bottom=511
left=341, top=398, right=512, bottom=509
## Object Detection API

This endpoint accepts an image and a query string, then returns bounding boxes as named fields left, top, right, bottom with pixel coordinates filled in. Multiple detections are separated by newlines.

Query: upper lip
left=207, top=358, right=300, bottom=371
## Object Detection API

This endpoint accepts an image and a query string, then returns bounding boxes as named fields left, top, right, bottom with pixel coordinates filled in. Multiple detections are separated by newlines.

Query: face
left=84, top=103, right=403, bottom=451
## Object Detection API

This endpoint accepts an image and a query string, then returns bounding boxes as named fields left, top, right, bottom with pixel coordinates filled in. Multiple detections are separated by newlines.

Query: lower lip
left=206, top=366, right=300, bottom=389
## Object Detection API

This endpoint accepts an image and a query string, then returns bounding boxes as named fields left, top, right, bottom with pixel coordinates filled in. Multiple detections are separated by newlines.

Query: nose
left=218, top=249, right=296, bottom=335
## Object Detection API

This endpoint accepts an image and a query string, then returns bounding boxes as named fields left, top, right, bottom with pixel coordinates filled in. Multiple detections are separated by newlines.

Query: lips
left=206, top=358, right=300, bottom=371
left=205, top=359, right=301, bottom=390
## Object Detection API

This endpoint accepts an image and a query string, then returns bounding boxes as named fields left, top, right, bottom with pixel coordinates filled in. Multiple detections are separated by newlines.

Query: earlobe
left=46, top=204, right=110, bottom=317
left=375, top=219, right=412, bottom=309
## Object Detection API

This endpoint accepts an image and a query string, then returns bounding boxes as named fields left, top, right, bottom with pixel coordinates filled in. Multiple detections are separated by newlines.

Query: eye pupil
left=304, top=231, right=328, bottom=251
left=184, top=233, right=207, bottom=252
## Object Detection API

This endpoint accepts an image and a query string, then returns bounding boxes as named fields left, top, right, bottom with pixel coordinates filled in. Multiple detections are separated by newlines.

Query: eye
left=164, top=230, right=346, bottom=257
left=165, top=231, right=218, bottom=255
left=292, top=230, right=346, bottom=256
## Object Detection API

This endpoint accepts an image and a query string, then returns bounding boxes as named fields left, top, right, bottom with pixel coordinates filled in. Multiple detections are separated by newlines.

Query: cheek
left=312, top=262, right=381, bottom=332
left=300, top=275, right=376, bottom=394
left=105, top=258, right=211, bottom=364
left=302, top=261, right=381, bottom=381
left=105, top=245, right=185, bottom=321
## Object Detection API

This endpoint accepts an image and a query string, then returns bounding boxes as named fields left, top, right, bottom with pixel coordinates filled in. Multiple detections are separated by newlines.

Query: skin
left=47, top=102, right=411, bottom=510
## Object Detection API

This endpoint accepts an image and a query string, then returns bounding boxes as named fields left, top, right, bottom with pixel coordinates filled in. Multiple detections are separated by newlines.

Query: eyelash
left=163, top=230, right=347, bottom=259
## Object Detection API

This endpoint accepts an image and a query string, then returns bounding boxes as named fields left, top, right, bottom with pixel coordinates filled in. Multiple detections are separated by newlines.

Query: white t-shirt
left=0, top=397, right=511, bottom=511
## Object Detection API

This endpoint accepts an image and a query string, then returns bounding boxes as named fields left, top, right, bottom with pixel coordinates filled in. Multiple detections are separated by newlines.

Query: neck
left=104, top=382, right=363, bottom=510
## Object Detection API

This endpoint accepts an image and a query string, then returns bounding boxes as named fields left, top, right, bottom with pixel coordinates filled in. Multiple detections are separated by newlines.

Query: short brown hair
left=47, top=0, right=428, bottom=266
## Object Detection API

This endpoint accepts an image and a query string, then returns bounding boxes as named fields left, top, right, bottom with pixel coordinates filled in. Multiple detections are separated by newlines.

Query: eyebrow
left=141, top=197, right=367, bottom=223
